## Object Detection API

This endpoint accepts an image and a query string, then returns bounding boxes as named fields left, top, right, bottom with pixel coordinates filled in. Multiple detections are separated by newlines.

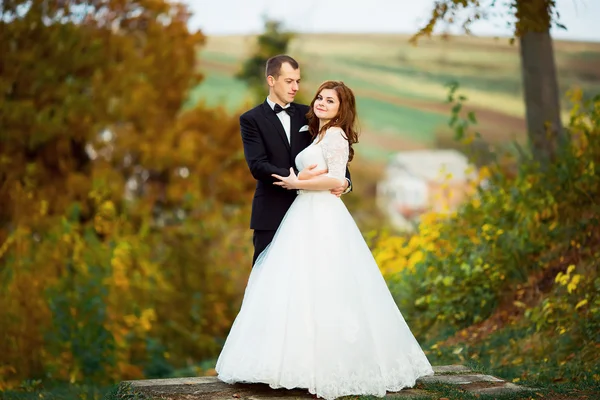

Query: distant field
left=186, top=72, right=251, bottom=111
left=193, top=33, right=600, bottom=163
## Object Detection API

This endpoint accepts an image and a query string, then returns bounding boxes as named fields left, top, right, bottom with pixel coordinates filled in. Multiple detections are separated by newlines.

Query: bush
left=373, top=89, right=600, bottom=381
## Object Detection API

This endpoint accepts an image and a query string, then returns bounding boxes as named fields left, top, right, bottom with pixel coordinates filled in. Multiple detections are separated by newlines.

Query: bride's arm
left=272, top=128, right=349, bottom=191
left=298, top=164, right=327, bottom=180
left=273, top=168, right=344, bottom=190
left=297, top=175, right=344, bottom=189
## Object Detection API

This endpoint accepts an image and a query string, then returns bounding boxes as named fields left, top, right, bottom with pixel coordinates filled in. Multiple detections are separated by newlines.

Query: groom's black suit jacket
left=240, top=100, right=351, bottom=231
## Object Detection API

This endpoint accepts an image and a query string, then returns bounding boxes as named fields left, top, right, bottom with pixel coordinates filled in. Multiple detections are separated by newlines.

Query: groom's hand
left=299, top=164, right=327, bottom=180
left=330, top=178, right=349, bottom=198
left=272, top=168, right=301, bottom=190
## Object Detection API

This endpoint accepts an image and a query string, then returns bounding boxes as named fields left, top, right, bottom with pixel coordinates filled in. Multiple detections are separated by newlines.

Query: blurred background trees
left=236, top=19, right=295, bottom=104
left=1, top=0, right=254, bottom=388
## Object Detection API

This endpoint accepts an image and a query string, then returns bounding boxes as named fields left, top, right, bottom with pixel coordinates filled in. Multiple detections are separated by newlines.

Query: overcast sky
left=184, top=0, right=600, bottom=42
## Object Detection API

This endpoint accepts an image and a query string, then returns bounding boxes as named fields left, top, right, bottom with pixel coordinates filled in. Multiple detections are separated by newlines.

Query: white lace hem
left=217, top=357, right=434, bottom=400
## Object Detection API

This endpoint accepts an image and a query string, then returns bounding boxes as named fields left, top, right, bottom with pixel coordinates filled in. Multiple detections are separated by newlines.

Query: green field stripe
left=335, top=57, right=523, bottom=96
left=356, top=97, right=448, bottom=144
left=198, top=50, right=240, bottom=65
left=185, top=73, right=251, bottom=112
left=305, top=69, right=439, bottom=103
left=354, top=143, right=397, bottom=162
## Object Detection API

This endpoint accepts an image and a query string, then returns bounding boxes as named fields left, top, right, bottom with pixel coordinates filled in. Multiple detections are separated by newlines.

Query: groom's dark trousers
left=240, top=100, right=351, bottom=266
left=252, top=230, right=277, bottom=265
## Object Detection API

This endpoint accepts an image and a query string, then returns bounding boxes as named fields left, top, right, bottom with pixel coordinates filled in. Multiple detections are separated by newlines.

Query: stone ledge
left=431, top=364, right=472, bottom=375
left=121, top=365, right=533, bottom=399
left=419, top=373, right=504, bottom=384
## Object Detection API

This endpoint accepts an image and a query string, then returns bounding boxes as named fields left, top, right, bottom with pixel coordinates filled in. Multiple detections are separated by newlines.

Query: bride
left=215, top=81, right=433, bottom=399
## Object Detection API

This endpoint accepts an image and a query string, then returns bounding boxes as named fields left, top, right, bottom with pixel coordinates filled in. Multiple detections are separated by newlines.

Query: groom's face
left=269, top=62, right=301, bottom=105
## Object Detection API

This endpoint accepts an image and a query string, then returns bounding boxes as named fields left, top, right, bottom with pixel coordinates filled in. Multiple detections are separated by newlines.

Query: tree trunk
left=517, top=1, right=566, bottom=165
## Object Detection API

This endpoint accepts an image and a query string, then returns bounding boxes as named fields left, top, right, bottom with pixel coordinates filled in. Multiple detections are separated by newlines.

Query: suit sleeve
left=240, top=113, right=290, bottom=183
left=345, top=166, right=353, bottom=193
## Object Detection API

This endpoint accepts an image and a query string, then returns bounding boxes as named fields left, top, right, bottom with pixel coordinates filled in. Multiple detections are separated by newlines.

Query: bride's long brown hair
left=306, top=81, right=359, bottom=162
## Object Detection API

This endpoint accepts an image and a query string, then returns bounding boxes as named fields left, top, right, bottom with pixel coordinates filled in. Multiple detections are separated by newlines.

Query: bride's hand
left=298, top=164, right=327, bottom=180
left=272, top=168, right=301, bottom=190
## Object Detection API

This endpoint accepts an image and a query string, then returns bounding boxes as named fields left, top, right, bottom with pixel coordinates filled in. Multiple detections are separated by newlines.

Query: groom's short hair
left=265, top=55, right=299, bottom=79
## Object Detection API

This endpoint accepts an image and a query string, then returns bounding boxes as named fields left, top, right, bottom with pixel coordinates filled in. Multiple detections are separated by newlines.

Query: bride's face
left=313, top=89, right=340, bottom=123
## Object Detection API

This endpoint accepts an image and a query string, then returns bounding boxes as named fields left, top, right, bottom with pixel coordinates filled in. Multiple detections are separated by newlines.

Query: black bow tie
left=274, top=103, right=295, bottom=116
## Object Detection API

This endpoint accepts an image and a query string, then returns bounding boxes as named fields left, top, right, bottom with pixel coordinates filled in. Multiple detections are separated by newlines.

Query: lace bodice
left=295, top=127, right=349, bottom=182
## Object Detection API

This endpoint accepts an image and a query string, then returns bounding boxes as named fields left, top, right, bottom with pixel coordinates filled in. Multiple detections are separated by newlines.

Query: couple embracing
left=215, top=55, right=434, bottom=400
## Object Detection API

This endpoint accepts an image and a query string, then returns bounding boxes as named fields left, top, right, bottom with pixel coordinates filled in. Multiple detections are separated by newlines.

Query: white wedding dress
left=216, top=127, right=433, bottom=399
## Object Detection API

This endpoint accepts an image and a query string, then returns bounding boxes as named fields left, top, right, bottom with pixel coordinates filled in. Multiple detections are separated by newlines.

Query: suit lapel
left=261, top=102, right=291, bottom=152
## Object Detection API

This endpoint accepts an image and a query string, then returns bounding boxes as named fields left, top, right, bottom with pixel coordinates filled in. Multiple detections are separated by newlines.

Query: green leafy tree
left=412, top=0, right=567, bottom=165
left=236, top=19, right=295, bottom=103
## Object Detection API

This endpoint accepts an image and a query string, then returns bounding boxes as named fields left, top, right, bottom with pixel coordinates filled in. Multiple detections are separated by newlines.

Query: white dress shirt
left=266, top=97, right=291, bottom=143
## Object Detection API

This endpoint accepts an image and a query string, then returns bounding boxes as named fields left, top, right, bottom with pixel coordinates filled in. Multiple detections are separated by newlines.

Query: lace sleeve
left=321, top=127, right=349, bottom=181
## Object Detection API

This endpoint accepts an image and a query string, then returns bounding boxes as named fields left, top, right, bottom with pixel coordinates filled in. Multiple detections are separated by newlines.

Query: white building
left=377, top=149, right=477, bottom=231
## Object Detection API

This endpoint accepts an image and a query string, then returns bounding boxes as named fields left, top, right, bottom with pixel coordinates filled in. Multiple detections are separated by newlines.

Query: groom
left=240, top=54, right=352, bottom=265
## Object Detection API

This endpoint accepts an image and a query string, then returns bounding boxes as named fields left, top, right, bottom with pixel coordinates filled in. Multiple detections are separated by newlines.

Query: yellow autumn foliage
left=0, top=0, right=255, bottom=389
left=372, top=89, right=600, bottom=381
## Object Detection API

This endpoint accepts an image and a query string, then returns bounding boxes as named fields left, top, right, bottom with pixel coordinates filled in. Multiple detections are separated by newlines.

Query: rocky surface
left=120, top=365, right=534, bottom=399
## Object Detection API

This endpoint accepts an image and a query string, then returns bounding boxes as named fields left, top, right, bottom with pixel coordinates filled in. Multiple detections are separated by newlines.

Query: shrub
left=373, top=89, right=600, bottom=380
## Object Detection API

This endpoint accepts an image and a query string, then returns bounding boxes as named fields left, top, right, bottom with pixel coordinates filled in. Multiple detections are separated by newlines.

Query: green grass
left=0, top=382, right=156, bottom=400
left=103, top=383, right=152, bottom=400
left=354, top=144, right=397, bottom=163
left=199, top=50, right=240, bottom=65
left=356, top=97, right=447, bottom=143
left=186, top=72, right=251, bottom=112
left=0, top=383, right=113, bottom=400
